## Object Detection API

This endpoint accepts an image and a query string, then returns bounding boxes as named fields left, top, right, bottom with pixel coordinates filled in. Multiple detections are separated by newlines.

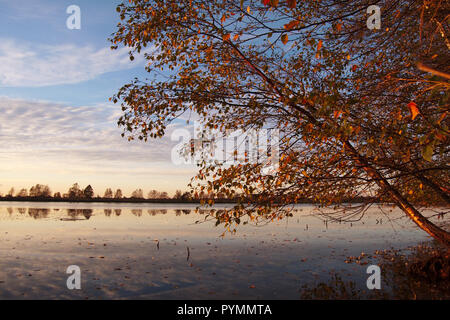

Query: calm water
left=0, top=201, right=439, bottom=299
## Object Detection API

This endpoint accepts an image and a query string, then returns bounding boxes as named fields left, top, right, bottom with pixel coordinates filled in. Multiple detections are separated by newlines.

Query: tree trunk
left=345, top=142, right=450, bottom=248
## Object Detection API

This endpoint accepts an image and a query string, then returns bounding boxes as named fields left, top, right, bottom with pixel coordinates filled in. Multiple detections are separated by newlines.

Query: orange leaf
left=284, top=20, right=299, bottom=30
left=407, top=101, right=419, bottom=120
left=317, top=40, right=323, bottom=52
left=281, top=34, right=288, bottom=45
left=287, top=0, right=297, bottom=8
left=222, top=34, right=231, bottom=42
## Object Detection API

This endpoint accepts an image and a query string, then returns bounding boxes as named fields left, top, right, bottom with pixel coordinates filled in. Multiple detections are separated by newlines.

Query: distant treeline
left=0, top=183, right=377, bottom=204
left=0, top=183, right=235, bottom=203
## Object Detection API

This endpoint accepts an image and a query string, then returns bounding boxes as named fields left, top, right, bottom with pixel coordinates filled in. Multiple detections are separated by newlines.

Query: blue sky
left=0, top=0, right=196, bottom=196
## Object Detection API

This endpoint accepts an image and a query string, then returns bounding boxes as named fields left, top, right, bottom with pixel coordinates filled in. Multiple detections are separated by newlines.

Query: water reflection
left=66, top=209, right=93, bottom=220
left=0, top=202, right=445, bottom=299
left=28, top=208, right=50, bottom=219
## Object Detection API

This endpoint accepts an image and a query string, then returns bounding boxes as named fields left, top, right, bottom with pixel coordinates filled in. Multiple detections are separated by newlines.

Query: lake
left=0, top=201, right=439, bottom=299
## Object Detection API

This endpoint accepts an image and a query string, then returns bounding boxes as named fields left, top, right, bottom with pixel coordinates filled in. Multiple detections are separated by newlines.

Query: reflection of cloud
left=0, top=39, right=149, bottom=87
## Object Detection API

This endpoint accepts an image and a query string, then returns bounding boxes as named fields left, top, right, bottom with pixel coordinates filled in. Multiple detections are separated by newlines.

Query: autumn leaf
left=287, top=0, right=297, bottom=8
left=422, top=143, right=434, bottom=162
left=407, top=101, right=419, bottom=120
left=281, top=34, right=288, bottom=45
left=317, top=39, right=323, bottom=51
left=284, top=20, right=299, bottom=31
left=222, top=33, right=231, bottom=42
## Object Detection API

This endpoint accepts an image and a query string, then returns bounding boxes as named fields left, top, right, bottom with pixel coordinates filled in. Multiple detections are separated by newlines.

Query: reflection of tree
left=376, top=243, right=450, bottom=299
left=7, top=207, right=13, bottom=215
left=82, top=209, right=93, bottom=220
left=28, top=208, right=50, bottom=219
left=300, top=243, right=450, bottom=299
left=300, top=274, right=370, bottom=300
left=18, top=208, right=26, bottom=214
left=104, top=209, right=112, bottom=216
left=114, top=209, right=122, bottom=216
left=67, top=209, right=78, bottom=218
left=131, top=209, right=142, bottom=216
left=66, top=209, right=93, bottom=220
left=147, top=209, right=169, bottom=216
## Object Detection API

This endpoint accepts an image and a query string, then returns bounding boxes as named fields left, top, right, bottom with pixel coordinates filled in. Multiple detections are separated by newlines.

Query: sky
left=0, top=0, right=196, bottom=196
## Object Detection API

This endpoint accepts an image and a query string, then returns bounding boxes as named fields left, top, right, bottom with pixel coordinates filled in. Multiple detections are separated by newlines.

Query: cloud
left=0, top=97, right=173, bottom=162
left=0, top=39, right=149, bottom=87
left=0, top=97, right=198, bottom=194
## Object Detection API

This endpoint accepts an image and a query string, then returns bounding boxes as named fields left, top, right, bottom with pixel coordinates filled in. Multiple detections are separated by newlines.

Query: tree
left=29, top=184, right=51, bottom=198
left=131, top=189, right=144, bottom=199
left=7, top=187, right=15, bottom=197
left=104, top=188, right=113, bottom=199
left=83, top=185, right=94, bottom=199
left=54, top=192, right=62, bottom=199
left=159, top=191, right=169, bottom=199
left=111, top=0, right=449, bottom=246
left=173, top=190, right=183, bottom=199
left=181, top=191, right=192, bottom=201
left=114, top=189, right=123, bottom=199
left=68, top=183, right=82, bottom=199
left=147, top=189, right=161, bottom=199
left=17, top=188, right=28, bottom=197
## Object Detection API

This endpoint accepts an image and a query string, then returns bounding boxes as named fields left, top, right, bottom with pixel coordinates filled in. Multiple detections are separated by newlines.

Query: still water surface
left=0, top=202, right=437, bottom=299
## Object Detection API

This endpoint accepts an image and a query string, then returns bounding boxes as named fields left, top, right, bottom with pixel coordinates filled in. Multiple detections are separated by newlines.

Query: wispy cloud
left=0, top=97, right=173, bottom=161
left=0, top=39, right=148, bottom=87
left=0, top=97, right=196, bottom=193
